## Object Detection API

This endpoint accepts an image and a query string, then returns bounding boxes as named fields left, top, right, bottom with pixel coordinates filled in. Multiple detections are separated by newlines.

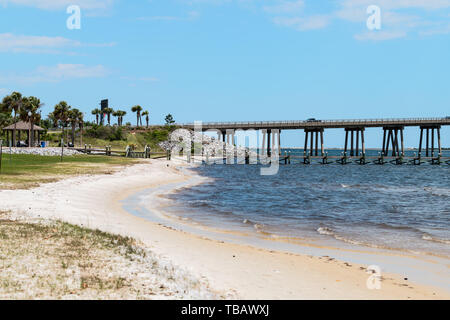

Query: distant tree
left=142, top=111, right=149, bottom=128
left=165, top=114, right=175, bottom=125
left=53, top=101, right=71, bottom=143
left=68, top=108, right=83, bottom=146
left=1, top=92, right=25, bottom=146
left=119, top=110, right=127, bottom=126
left=0, top=112, right=12, bottom=134
left=112, top=110, right=120, bottom=126
left=104, top=107, right=114, bottom=126
left=91, top=108, right=101, bottom=125
left=113, top=110, right=127, bottom=126
left=47, top=112, right=58, bottom=129
left=77, top=111, right=85, bottom=145
left=20, top=96, right=43, bottom=147
left=131, top=105, right=143, bottom=127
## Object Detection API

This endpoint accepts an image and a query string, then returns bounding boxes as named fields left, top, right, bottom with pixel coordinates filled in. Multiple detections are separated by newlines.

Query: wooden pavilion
left=2, top=121, right=45, bottom=147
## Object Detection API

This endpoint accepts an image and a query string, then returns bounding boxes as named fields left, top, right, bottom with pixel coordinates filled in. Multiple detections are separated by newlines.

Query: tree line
left=0, top=91, right=177, bottom=146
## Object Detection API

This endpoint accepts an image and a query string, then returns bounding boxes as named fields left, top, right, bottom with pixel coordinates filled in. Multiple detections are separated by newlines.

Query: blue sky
left=0, top=0, right=449, bottom=147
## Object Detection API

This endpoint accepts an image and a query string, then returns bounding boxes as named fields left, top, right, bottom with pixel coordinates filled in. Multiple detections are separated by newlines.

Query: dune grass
left=0, top=215, right=213, bottom=300
left=0, top=154, right=140, bottom=189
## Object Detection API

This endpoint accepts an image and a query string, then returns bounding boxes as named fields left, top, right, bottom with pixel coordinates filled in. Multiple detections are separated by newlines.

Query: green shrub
left=86, top=125, right=125, bottom=141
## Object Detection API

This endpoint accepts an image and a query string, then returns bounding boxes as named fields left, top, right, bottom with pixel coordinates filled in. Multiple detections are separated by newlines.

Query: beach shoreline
left=0, top=158, right=448, bottom=299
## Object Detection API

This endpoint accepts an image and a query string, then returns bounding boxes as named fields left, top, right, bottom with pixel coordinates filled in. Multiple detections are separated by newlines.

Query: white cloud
left=338, top=0, right=450, bottom=11
left=0, top=0, right=114, bottom=10
left=120, top=76, right=159, bottom=82
left=272, top=15, right=330, bottom=30
left=354, top=30, right=407, bottom=40
left=137, top=10, right=200, bottom=22
left=336, top=0, right=450, bottom=40
left=266, top=0, right=450, bottom=40
left=0, top=33, right=115, bottom=54
left=263, top=0, right=304, bottom=14
left=0, top=33, right=80, bottom=53
left=0, top=64, right=110, bottom=84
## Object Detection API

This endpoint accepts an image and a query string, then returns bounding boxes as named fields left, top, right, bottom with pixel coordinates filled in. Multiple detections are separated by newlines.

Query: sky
left=0, top=0, right=449, bottom=147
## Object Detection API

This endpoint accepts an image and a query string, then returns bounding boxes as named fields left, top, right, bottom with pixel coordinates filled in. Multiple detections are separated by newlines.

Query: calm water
left=166, top=149, right=450, bottom=257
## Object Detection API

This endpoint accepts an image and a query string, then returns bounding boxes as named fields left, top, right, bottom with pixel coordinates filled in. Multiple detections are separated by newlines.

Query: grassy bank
left=0, top=154, right=140, bottom=189
left=42, top=125, right=177, bottom=152
left=0, top=214, right=214, bottom=299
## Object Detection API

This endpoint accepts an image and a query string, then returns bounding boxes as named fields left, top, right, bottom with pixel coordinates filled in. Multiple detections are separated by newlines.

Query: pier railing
left=179, top=117, right=450, bottom=129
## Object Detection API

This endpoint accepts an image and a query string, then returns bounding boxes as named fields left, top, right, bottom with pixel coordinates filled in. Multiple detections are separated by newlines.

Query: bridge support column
left=221, top=130, right=226, bottom=160
left=419, top=125, right=441, bottom=157
left=304, top=129, right=324, bottom=157
left=260, top=129, right=280, bottom=160
left=225, top=129, right=235, bottom=164
left=344, top=128, right=365, bottom=157
left=382, top=126, right=404, bottom=157
left=261, top=130, right=267, bottom=156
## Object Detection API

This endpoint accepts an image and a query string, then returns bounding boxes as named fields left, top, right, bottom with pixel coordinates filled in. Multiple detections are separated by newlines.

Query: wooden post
left=385, top=130, right=391, bottom=156
left=394, top=129, right=400, bottom=157
left=0, top=139, right=2, bottom=172
left=267, top=129, right=272, bottom=157
left=315, top=131, right=319, bottom=156
left=431, top=128, right=435, bottom=156
left=310, top=130, right=313, bottom=157
left=60, top=138, right=64, bottom=162
left=426, top=128, right=429, bottom=157
left=400, top=129, right=404, bottom=156
left=320, top=130, right=324, bottom=156
left=391, top=129, right=397, bottom=157
left=361, top=129, right=366, bottom=156
left=437, top=127, right=442, bottom=155
left=278, top=130, right=281, bottom=156
left=350, top=130, right=354, bottom=156
left=356, top=130, right=359, bottom=156
left=419, top=128, right=423, bottom=155
left=304, top=131, right=309, bottom=155
left=344, top=130, right=349, bottom=155
left=382, top=129, right=387, bottom=156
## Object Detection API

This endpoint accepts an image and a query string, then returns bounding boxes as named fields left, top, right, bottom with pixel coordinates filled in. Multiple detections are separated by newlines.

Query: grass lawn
left=0, top=154, right=141, bottom=189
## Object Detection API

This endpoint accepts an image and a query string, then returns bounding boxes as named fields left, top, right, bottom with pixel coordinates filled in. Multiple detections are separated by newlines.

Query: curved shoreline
left=1, top=159, right=449, bottom=299
left=120, top=163, right=450, bottom=294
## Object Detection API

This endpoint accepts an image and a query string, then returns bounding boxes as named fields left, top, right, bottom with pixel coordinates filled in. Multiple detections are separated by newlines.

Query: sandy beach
left=1, top=159, right=449, bottom=300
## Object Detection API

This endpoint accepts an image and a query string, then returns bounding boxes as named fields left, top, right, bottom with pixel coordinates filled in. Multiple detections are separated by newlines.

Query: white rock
left=0, top=147, right=83, bottom=156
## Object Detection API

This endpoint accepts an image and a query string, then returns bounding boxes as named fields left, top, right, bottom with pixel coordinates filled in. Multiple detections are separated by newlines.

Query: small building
left=2, top=121, right=45, bottom=147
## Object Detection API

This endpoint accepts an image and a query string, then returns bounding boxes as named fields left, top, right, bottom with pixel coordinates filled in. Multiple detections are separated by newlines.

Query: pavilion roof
left=2, top=121, right=45, bottom=131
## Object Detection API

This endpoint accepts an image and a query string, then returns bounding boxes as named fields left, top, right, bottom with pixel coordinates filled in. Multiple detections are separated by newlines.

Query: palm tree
left=165, top=114, right=175, bottom=125
left=104, top=107, right=114, bottom=126
left=53, top=101, right=70, bottom=144
left=91, top=108, right=101, bottom=125
left=20, top=96, right=43, bottom=147
left=131, top=105, right=143, bottom=127
left=142, top=111, right=149, bottom=128
left=1, top=92, right=25, bottom=147
left=68, top=108, right=82, bottom=146
left=112, top=110, right=120, bottom=126
left=47, top=111, right=58, bottom=129
left=119, top=110, right=127, bottom=126
left=78, top=111, right=84, bottom=146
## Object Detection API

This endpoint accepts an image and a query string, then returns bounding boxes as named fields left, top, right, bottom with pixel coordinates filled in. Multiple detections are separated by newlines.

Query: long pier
left=180, top=117, right=450, bottom=165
